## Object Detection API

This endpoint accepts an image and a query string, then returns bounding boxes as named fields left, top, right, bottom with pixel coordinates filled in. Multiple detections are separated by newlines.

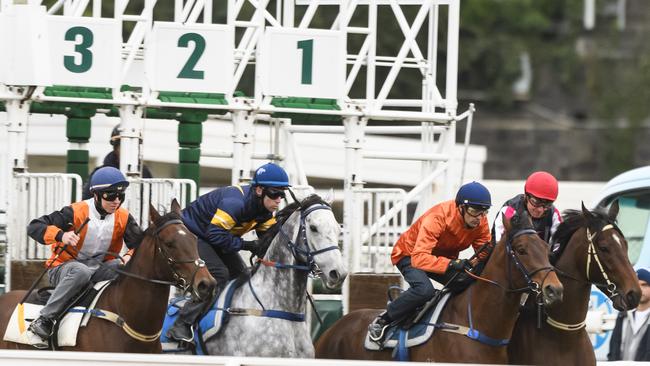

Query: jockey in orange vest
left=368, top=182, right=492, bottom=342
left=26, top=167, right=144, bottom=341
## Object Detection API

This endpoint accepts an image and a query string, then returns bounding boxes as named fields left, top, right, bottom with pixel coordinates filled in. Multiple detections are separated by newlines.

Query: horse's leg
left=0, top=291, right=36, bottom=350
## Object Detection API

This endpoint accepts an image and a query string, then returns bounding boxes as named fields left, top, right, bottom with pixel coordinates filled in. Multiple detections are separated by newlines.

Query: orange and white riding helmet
left=524, top=171, right=558, bottom=201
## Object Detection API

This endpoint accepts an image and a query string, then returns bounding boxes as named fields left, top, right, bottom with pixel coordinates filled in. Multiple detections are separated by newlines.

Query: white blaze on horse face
left=611, top=231, right=623, bottom=247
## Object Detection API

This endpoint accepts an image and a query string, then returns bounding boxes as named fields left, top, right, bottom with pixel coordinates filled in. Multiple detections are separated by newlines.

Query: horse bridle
left=505, top=228, right=555, bottom=295
left=281, top=203, right=340, bottom=276
left=585, top=224, right=620, bottom=298
left=152, top=218, right=206, bottom=297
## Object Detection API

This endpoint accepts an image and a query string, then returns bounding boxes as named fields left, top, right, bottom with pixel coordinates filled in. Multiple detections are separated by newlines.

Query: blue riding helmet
left=90, top=167, right=129, bottom=192
left=455, top=181, right=491, bottom=209
left=251, top=163, right=290, bottom=188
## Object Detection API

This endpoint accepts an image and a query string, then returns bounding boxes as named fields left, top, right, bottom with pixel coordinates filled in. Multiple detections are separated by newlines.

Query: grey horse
left=203, top=194, right=348, bottom=357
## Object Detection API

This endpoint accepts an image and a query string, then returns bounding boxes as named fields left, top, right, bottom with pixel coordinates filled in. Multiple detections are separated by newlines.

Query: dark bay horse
left=0, top=199, right=216, bottom=352
left=508, top=202, right=641, bottom=366
left=315, top=208, right=564, bottom=363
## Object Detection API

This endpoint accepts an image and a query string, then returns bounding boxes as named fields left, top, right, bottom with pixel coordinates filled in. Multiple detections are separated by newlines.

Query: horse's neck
left=551, top=228, right=592, bottom=322
left=107, top=239, right=169, bottom=332
left=251, top=212, right=307, bottom=312
left=457, top=245, right=526, bottom=340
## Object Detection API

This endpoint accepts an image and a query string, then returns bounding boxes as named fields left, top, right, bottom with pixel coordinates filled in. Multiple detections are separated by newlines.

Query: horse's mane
left=551, top=207, right=614, bottom=261
left=257, top=194, right=329, bottom=255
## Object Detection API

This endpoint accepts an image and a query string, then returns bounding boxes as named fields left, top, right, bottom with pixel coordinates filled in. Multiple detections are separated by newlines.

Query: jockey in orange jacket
left=368, top=181, right=492, bottom=342
left=26, top=167, right=144, bottom=342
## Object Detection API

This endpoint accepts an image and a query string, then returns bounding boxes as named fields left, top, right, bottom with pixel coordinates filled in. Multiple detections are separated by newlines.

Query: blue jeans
left=386, top=256, right=452, bottom=321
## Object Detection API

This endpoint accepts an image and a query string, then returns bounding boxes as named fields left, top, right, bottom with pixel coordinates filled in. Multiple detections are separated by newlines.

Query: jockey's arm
left=123, top=214, right=144, bottom=249
left=27, top=206, right=75, bottom=245
left=410, top=214, right=450, bottom=274
left=206, top=202, right=245, bottom=252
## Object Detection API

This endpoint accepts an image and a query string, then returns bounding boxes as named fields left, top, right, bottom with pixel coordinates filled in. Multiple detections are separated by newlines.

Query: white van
left=589, top=166, right=650, bottom=360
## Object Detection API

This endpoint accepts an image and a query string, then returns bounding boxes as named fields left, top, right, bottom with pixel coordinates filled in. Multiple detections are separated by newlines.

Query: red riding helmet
left=524, top=171, right=558, bottom=201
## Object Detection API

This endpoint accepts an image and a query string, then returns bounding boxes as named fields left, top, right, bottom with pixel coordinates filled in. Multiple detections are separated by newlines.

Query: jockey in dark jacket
left=492, top=171, right=561, bottom=248
left=166, top=162, right=290, bottom=344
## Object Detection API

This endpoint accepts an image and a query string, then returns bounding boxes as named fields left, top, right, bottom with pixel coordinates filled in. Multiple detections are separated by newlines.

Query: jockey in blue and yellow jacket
left=182, top=185, right=276, bottom=254
left=167, top=162, right=290, bottom=344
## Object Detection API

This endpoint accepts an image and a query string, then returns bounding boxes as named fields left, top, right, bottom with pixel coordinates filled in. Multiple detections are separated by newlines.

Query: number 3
left=64, top=27, right=93, bottom=73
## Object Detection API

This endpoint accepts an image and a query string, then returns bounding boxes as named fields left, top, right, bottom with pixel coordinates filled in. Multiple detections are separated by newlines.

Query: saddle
left=161, top=273, right=250, bottom=354
left=3, top=281, right=111, bottom=349
left=365, top=291, right=452, bottom=357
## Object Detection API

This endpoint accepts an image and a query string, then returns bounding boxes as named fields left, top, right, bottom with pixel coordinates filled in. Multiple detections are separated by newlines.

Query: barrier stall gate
left=0, top=0, right=473, bottom=327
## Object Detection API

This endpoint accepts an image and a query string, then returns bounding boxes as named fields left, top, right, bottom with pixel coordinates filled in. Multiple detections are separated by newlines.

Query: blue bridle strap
left=465, top=286, right=509, bottom=346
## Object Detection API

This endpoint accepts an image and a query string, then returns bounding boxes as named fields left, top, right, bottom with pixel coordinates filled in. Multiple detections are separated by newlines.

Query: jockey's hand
left=61, top=231, right=80, bottom=248
left=447, top=259, right=470, bottom=273
left=241, top=240, right=263, bottom=257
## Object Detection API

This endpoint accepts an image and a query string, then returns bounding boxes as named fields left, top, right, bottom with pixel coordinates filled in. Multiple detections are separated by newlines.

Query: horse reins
left=54, top=216, right=205, bottom=342
left=239, top=201, right=340, bottom=323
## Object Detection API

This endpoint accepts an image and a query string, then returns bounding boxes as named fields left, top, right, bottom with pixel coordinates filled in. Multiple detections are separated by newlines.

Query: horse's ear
left=607, top=199, right=620, bottom=220
left=502, top=212, right=512, bottom=232
left=581, top=201, right=595, bottom=220
left=171, top=198, right=182, bottom=214
left=149, top=203, right=161, bottom=223
left=322, top=188, right=334, bottom=205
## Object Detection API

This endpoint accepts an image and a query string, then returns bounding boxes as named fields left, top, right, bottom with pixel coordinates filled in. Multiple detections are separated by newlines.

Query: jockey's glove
left=241, top=240, right=263, bottom=257
left=447, top=258, right=470, bottom=273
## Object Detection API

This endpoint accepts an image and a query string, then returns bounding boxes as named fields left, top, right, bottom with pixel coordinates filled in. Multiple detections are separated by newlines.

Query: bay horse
left=199, top=194, right=347, bottom=357
left=508, top=201, right=641, bottom=366
left=315, top=207, right=564, bottom=363
left=0, top=199, right=216, bottom=352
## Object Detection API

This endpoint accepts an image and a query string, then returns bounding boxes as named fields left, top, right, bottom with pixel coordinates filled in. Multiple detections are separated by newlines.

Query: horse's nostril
left=329, top=270, right=340, bottom=282
left=544, top=285, right=563, bottom=304
left=627, top=290, right=640, bottom=308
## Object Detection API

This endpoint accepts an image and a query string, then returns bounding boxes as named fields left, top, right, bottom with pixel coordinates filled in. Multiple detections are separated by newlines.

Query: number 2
left=178, top=33, right=206, bottom=79
left=297, top=39, right=313, bottom=85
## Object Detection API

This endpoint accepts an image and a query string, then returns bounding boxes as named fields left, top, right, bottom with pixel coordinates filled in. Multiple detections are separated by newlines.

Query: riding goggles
left=527, top=194, right=553, bottom=210
left=101, top=191, right=126, bottom=202
left=465, top=205, right=489, bottom=217
left=264, top=187, right=286, bottom=200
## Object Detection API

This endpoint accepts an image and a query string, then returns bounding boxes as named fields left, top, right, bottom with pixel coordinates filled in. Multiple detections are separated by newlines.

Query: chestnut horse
left=508, top=202, right=641, bottom=365
left=315, top=207, right=564, bottom=363
left=0, top=199, right=216, bottom=352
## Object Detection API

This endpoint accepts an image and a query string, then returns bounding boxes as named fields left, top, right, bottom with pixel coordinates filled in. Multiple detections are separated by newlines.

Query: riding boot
left=28, top=316, right=55, bottom=341
left=166, top=299, right=207, bottom=343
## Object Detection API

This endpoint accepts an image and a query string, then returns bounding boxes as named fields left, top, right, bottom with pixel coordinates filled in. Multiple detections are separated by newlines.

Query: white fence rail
left=10, top=173, right=82, bottom=261
left=124, top=178, right=197, bottom=229
left=353, top=189, right=409, bottom=274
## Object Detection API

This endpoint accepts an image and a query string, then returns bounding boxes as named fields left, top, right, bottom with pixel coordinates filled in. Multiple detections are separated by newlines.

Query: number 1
left=297, top=39, right=313, bottom=85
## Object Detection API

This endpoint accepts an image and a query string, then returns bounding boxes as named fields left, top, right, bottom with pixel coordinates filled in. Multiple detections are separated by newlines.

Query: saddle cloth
left=3, top=280, right=112, bottom=348
left=161, top=278, right=238, bottom=352
left=364, top=292, right=451, bottom=351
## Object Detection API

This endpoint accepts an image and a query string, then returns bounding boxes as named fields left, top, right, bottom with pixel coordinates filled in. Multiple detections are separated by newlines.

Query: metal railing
left=124, top=178, right=197, bottom=229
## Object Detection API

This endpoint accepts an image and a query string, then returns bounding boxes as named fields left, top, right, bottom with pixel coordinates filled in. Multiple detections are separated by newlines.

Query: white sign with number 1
left=258, top=28, right=346, bottom=99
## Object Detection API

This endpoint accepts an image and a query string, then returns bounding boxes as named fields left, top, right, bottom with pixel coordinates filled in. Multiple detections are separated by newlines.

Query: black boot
left=28, top=316, right=54, bottom=340
left=166, top=299, right=207, bottom=343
